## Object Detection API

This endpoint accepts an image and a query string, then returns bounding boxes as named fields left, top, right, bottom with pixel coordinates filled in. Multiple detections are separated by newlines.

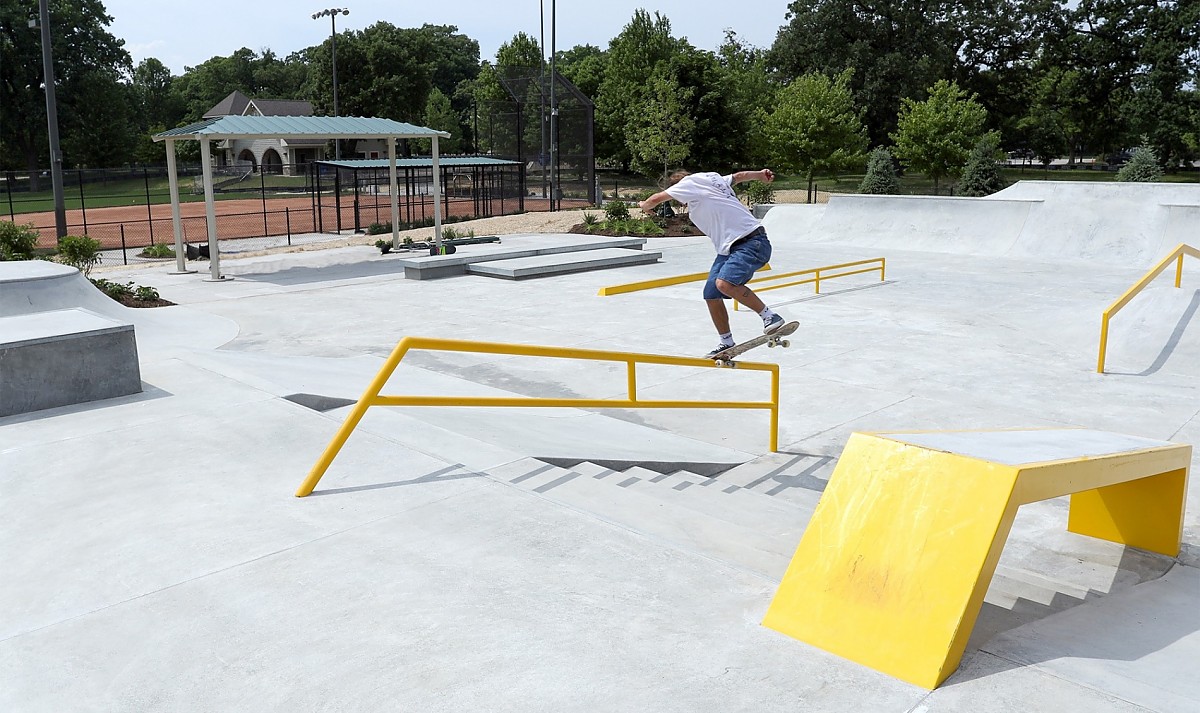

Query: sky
left=102, top=0, right=796, bottom=75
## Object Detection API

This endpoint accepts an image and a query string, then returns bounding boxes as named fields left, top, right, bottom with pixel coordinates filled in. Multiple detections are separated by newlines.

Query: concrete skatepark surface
left=2, top=181, right=1198, bottom=711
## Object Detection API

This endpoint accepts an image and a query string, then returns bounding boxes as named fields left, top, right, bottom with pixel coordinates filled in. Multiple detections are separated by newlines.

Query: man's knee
left=714, top=278, right=737, bottom=296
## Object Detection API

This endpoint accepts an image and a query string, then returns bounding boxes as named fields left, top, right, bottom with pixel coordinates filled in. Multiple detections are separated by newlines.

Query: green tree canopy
left=627, top=71, right=694, bottom=178
left=859, top=147, right=900, bottom=195
left=764, top=69, right=867, bottom=201
left=891, top=80, right=995, bottom=194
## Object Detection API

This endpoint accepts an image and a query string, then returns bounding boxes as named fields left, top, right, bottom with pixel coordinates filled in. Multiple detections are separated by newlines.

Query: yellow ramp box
left=763, top=428, right=1191, bottom=689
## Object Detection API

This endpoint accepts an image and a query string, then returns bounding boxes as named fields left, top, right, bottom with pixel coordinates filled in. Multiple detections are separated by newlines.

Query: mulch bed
left=110, top=295, right=176, bottom=308
left=567, top=214, right=698, bottom=238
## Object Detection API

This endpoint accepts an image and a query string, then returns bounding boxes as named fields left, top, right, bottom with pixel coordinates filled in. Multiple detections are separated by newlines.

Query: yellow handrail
left=734, top=257, right=886, bottom=310
left=296, top=336, right=781, bottom=496
left=598, top=263, right=772, bottom=296
left=1098, top=243, right=1199, bottom=373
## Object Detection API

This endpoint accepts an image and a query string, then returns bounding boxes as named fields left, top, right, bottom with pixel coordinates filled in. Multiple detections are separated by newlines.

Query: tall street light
left=31, top=0, right=66, bottom=238
left=312, top=7, right=349, bottom=159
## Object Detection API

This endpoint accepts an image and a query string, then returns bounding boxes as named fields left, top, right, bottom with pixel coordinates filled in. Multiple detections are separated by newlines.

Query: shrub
left=742, top=181, right=776, bottom=207
left=57, top=234, right=103, bottom=275
left=0, top=221, right=40, bottom=261
left=91, top=278, right=133, bottom=299
left=633, top=218, right=665, bottom=236
left=134, top=285, right=160, bottom=301
left=957, top=137, right=1007, bottom=197
left=581, top=212, right=600, bottom=226
left=603, top=200, right=630, bottom=222
left=441, top=226, right=461, bottom=240
left=140, top=243, right=175, bottom=258
left=1117, top=143, right=1163, bottom=182
left=859, top=147, right=901, bottom=195
left=367, top=222, right=392, bottom=235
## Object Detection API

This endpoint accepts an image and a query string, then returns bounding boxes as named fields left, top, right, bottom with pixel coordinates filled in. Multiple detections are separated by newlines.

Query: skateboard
left=708, top=321, right=799, bottom=367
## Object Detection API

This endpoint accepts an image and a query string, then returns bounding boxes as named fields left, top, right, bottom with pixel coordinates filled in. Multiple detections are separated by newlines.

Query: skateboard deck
left=708, top=321, right=799, bottom=367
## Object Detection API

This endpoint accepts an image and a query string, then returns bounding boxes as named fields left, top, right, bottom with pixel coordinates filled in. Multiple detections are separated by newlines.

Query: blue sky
left=102, top=0, right=795, bottom=75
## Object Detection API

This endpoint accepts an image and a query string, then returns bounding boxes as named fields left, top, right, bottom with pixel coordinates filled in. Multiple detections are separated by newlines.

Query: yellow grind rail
left=296, top=336, right=781, bottom=496
left=1097, top=243, right=1199, bottom=373
left=598, top=264, right=772, bottom=296
left=733, top=257, right=886, bottom=310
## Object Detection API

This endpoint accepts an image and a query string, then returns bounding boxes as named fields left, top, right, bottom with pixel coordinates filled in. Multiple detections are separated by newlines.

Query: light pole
left=312, top=7, right=349, bottom=159
left=31, top=0, right=66, bottom=239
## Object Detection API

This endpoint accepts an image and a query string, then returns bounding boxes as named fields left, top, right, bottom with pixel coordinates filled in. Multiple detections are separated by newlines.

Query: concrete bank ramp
left=0, top=262, right=237, bottom=356
left=763, top=180, right=1200, bottom=266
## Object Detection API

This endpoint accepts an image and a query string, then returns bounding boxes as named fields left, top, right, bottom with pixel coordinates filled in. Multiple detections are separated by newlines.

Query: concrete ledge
left=0, top=308, right=141, bottom=417
left=466, top=248, right=661, bottom=279
left=396, top=235, right=649, bottom=280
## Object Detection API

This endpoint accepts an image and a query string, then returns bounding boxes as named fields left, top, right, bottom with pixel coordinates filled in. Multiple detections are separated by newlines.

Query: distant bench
left=0, top=308, right=142, bottom=417
left=395, top=236, right=650, bottom=280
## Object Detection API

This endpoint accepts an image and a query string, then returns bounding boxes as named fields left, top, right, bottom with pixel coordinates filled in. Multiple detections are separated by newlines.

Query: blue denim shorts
left=703, top=228, right=772, bottom=299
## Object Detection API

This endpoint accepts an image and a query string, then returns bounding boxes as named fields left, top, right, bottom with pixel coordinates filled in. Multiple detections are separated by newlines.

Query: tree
left=1016, top=67, right=1086, bottom=168
left=418, top=88, right=462, bottom=153
left=764, top=70, right=867, bottom=202
left=627, top=72, right=694, bottom=178
left=957, top=135, right=1007, bottom=196
left=595, top=10, right=680, bottom=168
left=717, top=31, right=775, bottom=167
left=0, top=0, right=133, bottom=176
left=891, top=80, right=995, bottom=194
left=1116, top=142, right=1163, bottom=182
left=859, top=147, right=900, bottom=194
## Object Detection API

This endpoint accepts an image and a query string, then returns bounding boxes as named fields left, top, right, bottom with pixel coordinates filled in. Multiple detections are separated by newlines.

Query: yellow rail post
left=1097, top=244, right=1199, bottom=373
left=297, top=337, right=782, bottom=496
left=733, top=257, right=887, bottom=310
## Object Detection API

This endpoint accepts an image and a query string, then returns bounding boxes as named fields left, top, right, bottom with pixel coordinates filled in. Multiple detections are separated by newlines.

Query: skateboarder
left=639, top=168, right=787, bottom=358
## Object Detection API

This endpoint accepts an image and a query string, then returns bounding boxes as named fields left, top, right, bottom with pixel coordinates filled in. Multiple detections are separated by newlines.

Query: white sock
left=759, top=307, right=777, bottom=322
left=718, top=332, right=734, bottom=346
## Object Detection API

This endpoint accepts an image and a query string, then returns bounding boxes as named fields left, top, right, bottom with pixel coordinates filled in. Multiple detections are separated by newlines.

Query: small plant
left=603, top=200, right=630, bottom=222
left=134, top=285, right=160, bottom=301
left=374, top=238, right=392, bottom=254
left=367, top=222, right=392, bottom=235
left=1117, top=142, right=1163, bottom=182
left=0, top=221, right=40, bottom=261
left=140, top=243, right=175, bottom=259
left=57, top=234, right=103, bottom=275
left=581, top=212, right=600, bottom=226
left=91, top=278, right=134, bottom=299
left=402, top=237, right=414, bottom=247
left=859, top=147, right=901, bottom=195
left=441, top=226, right=462, bottom=240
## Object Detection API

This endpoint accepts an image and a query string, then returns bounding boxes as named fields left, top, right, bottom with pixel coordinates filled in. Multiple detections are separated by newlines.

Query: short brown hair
left=663, top=169, right=690, bottom=188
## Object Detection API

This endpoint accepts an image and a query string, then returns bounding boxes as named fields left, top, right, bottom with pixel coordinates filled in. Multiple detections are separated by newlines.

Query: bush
left=859, top=147, right=901, bottom=195
left=957, top=137, right=1007, bottom=197
left=0, top=221, right=40, bottom=261
left=1117, top=143, right=1163, bottom=182
left=742, top=181, right=776, bottom=207
left=603, top=200, right=630, bottom=222
left=581, top=212, right=600, bottom=226
left=91, top=278, right=133, bottom=299
left=134, top=285, right=160, bottom=301
left=57, top=234, right=103, bottom=275
left=140, top=243, right=175, bottom=259
left=367, top=222, right=392, bottom=235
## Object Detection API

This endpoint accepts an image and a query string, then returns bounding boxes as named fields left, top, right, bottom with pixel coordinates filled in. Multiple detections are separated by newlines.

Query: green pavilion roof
left=154, top=115, right=449, bottom=142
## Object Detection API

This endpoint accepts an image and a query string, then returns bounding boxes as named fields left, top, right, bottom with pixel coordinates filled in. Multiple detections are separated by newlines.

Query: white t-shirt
left=665, top=172, right=762, bottom=255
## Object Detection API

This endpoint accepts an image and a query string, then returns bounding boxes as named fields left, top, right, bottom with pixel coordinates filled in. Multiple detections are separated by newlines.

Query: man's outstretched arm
left=639, top=191, right=673, bottom=215
left=731, top=169, right=775, bottom=185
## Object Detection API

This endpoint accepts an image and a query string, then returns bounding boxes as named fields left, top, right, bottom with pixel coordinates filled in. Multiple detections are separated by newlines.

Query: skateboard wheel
left=781, top=340, right=790, bottom=347
left=768, top=341, right=776, bottom=348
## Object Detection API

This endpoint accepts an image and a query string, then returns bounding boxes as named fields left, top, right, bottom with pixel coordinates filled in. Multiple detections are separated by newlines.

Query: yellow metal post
left=1177, top=253, right=1185, bottom=288
left=627, top=361, right=637, bottom=401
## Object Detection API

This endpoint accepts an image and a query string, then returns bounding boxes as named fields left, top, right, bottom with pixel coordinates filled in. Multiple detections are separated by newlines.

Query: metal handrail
left=1098, top=243, right=1199, bottom=373
left=734, top=257, right=886, bottom=310
left=296, top=336, right=781, bottom=496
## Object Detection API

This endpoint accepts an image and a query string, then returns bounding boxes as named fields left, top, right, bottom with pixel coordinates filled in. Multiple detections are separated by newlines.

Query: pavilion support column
left=387, top=137, right=400, bottom=249
left=432, top=135, right=443, bottom=252
left=165, top=139, right=194, bottom=274
left=200, top=137, right=225, bottom=281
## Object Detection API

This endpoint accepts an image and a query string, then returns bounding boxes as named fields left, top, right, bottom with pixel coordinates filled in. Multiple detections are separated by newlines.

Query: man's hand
left=761, top=168, right=775, bottom=183
left=638, top=199, right=655, bottom=215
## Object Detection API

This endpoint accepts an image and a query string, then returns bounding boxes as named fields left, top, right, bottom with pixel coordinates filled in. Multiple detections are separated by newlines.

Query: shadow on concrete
left=306, top=463, right=486, bottom=496
left=769, top=279, right=896, bottom=309
left=0, top=382, right=173, bottom=424
left=1132, top=289, right=1200, bottom=376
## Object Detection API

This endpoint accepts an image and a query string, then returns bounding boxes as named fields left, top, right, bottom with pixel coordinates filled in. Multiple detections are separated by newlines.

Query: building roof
left=154, top=115, right=451, bottom=142
left=248, top=99, right=313, bottom=117
left=202, top=90, right=251, bottom=119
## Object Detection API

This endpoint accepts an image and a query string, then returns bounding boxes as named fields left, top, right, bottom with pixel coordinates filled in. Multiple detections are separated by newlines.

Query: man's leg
left=714, top=279, right=766, bottom=313
left=706, top=298, right=731, bottom=334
